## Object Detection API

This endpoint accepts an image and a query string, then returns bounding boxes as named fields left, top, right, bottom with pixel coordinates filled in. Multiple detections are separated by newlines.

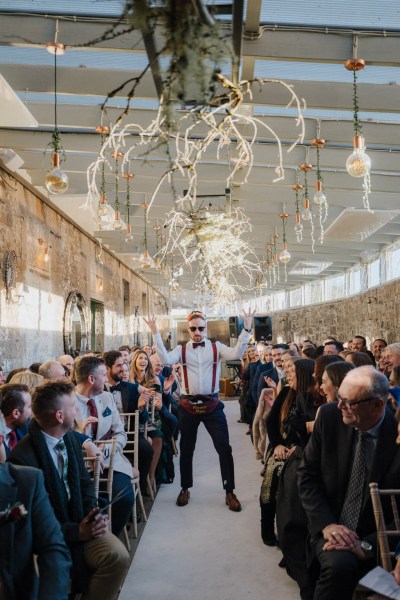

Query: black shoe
left=262, top=535, right=277, bottom=547
left=278, top=557, right=286, bottom=568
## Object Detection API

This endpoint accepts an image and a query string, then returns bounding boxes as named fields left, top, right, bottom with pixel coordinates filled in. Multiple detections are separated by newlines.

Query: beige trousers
left=82, top=532, right=130, bottom=600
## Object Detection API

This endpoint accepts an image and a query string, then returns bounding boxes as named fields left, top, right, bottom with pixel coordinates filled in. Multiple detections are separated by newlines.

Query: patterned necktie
left=8, top=430, right=18, bottom=452
left=193, top=342, right=205, bottom=349
left=339, top=430, right=369, bottom=531
left=87, top=398, right=98, bottom=438
left=55, top=438, right=71, bottom=500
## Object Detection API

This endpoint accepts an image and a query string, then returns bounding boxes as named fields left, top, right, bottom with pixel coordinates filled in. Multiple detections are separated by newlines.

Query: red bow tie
left=192, top=342, right=205, bottom=349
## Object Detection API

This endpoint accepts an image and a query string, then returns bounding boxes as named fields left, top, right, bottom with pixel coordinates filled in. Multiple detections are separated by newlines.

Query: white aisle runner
left=120, top=401, right=299, bottom=600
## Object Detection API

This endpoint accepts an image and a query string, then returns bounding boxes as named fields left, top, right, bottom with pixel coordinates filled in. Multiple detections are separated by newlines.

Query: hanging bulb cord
left=316, top=145, right=323, bottom=183
left=125, top=176, right=130, bottom=222
left=304, top=168, right=309, bottom=198
left=52, top=50, right=61, bottom=153
left=144, top=205, right=148, bottom=250
left=282, top=217, right=286, bottom=244
left=115, top=156, right=120, bottom=213
left=353, top=69, right=363, bottom=136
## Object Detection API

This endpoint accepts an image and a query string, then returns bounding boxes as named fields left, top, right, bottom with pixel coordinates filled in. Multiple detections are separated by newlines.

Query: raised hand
left=143, top=315, right=159, bottom=335
left=241, top=308, right=256, bottom=331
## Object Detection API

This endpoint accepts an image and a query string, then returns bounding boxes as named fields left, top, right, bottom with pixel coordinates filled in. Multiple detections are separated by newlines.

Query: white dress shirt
left=153, top=329, right=250, bottom=396
left=41, top=430, right=64, bottom=477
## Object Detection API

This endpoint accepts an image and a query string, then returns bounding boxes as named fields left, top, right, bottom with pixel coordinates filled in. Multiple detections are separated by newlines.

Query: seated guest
left=254, top=344, right=289, bottom=415
left=351, top=335, right=375, bottom=363
left=118, top=346, right=131, bottom=365
left=102, top=350, right=154, bottom=495
left=380, top=343, right=400, bottom=377
left=320, top=361, right=355, bottom=404
left=323, top=341, right=344, bottom=355
left=0, top=462, right=71, bottom=599
left=73, top=356, right=135, bottom=536
left=0, top=384, right=32, bottom=456
left=298, top=366, right=400, bottom=600
left=260, top=358, right=314, bottom=546
left=57, top=355, right=75, bottom=373
left=29, top=362, right=42, bottom=374
left=39, top=360, right=66, bottom=382
left=130, top=349, right=167, bottom=487
left=5, top=367, right=26, bottom=384
left=345, top=351, right=374, bottom=367
left=238, top=346, right=257, bottom=424
left=8, top=381, right=129, bottom=598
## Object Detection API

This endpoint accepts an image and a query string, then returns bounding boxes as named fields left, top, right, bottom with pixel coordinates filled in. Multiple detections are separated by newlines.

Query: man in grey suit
left=0, top=462, right=71, bottom=599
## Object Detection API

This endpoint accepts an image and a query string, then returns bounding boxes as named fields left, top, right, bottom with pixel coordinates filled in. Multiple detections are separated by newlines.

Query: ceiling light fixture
left=45, top=22, right=68, bottom=195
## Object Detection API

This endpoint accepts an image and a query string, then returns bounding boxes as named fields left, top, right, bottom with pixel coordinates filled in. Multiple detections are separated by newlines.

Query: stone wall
left=0, top=168, right=168, bottom=372
left=270, top=278, right=400, bottom=346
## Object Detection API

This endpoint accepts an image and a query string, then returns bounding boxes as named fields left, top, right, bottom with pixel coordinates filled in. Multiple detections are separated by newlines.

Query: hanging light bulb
left=313, top=180, right=327, bottom=205
left=112, top=210, right=122, bottom=231
left=301, top=197, right=312, bottom=221
left=279, top=243, right=291, bottom=264
left=140, top=249, right=152, bottom=269
left=345, top=58, right=372, bottom=178
left=294, top=212, right=303, bottom=234
left=45, top=152, right=69, bottom=194
left=346, top=134, right=371, bottom=177
left=125, top=224, right=134, bottom=244
left=97, top=193, right=109, bottom=217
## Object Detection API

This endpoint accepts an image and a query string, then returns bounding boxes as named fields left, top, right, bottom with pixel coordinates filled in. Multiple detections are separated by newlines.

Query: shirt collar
left=41, top=430, right=64, bottom=449
left=365, top=413, right=385, bottom=438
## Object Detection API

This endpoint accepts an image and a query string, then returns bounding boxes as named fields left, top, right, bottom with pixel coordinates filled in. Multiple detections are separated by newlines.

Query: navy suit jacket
left=0, top=463, right=71, bottom=599
left=116, top=380, right=148, bottom=424
left=253, top=363, right=279, bottom=404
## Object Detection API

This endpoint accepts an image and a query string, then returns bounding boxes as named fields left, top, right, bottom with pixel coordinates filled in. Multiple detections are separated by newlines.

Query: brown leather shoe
left=226, top=492, right=242, bottom=512
left=176, top=488, right=190, bottom=507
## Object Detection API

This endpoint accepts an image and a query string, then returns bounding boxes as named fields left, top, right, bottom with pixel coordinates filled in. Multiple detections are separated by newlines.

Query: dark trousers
left=138, top=436, right=154, bottom=491
left=178, top=402, right=235, bottom=492
left=311, top=537, right=370, bottom=600
left=101, top=470, right=135, bottom=537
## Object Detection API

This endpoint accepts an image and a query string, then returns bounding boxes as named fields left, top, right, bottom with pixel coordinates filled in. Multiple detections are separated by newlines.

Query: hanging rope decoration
left=111, top=150, right=123, bottom=230
left=311, top=136, right=328, bottom=244
left=123, top=169, right=135, bottom=243
left=292, top=180, right=303, bottom=243
left=279, top=212, right=290, bottom=282
left=300, top=162, right=315, bottom=253
left=96, top=125, right=110, bottom=222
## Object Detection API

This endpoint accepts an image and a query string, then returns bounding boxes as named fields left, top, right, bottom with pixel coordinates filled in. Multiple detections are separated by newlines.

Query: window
left=271, top=291, right=287, bottom=311
left=348, top=267, right=361, bottom=296
left=386, top=244, right=400, bottom=281
left=324, top=274, right=346, bottom=301
left=289, top=287, right=303, bottom=307
left=367, top=258, right=380, bottom=288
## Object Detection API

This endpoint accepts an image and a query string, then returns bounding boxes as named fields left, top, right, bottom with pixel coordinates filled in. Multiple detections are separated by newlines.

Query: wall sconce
left=38, top=238, right=50, bottom=263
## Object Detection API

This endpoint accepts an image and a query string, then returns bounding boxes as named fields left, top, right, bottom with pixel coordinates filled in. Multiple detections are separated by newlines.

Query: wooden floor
left=120, top=399, right=299, bottom=600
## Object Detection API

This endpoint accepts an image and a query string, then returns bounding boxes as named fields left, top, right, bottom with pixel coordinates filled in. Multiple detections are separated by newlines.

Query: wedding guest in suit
left=74, top=356, right=135, bottom=536
left=8, top=381, right=129, bottom=599
left=0, top=462, right=71, bottom=599
left=102, top=350, right=154, bottom=495
left=298, top=366, right=400, bottom=600
left=0, top=384, right=32, bottom=457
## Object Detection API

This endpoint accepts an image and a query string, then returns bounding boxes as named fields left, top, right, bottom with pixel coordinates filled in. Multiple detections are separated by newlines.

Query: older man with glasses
left=145, top=309, right=254, bottom=511
left=298, top=366, right=400, bottom=600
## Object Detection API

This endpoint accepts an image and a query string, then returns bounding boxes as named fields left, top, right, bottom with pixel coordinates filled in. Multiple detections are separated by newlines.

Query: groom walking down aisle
left=144, top=309, right=255, bottom=512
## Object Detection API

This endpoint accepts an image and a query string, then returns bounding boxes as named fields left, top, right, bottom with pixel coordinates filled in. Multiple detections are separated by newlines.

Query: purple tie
left=87, top=399, right=98, bottom=438
left=8, top=431, right=18, bottom=451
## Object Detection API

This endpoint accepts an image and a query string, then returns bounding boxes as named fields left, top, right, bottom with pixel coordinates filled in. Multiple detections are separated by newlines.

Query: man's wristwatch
left=360, top=540, right=373, bottom=557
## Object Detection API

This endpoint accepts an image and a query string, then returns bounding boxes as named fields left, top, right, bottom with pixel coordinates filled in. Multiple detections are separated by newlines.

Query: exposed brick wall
left=0, top=169, right=168, bottom=371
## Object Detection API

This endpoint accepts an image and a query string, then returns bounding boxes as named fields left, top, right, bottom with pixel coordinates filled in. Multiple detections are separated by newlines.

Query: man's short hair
left=29, top=362, right=42, bottom=374
left=38, top=360, right=63, bottom=380
left=271, top=343, right=290, bottom=350
left=187, top=310, right=206, bottom=322
left=102, top=351, right=122, bottom=370
left=353, top=335, right=367, bottom=346
left=373, top=338, right=387, bottom=347
left=74, top=356, right=105, bottom=384
left=118, top=345, right=130, bottom=352
left=32, top=381, right=74, bottom=424
left=324, top=340, right=344, bottom=352
left=384, top=343, right=400, bottom=356
left=355, top=366, right=389, bottom=402
left=0, top=383, right=29, bottom=417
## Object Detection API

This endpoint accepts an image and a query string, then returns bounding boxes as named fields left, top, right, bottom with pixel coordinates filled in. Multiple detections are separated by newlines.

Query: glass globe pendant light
left=301, top=197, right=312, bottom=221
left=294, top=213, right=303, bottom=235
left=345, top=58, right=371, bottom=178
left=292, top=182, right=303, bottom=242
left=279, top=212, right=291, bottom=266
left=45, top=36, right=69, bottom=195
left=125, top=224, right=134, bottom=244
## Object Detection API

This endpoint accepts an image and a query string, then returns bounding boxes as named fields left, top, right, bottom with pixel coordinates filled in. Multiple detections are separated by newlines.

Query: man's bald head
left=57, top=355, right=74, bottom=370
left=338, top=366, right=389, bottom=430
left=150, top=354, right=163, bottom=375
left=39, top=360, right=66, bottom=382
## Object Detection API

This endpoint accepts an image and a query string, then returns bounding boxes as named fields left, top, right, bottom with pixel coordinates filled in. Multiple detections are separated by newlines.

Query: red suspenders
left=181, top=342, right=218, bottom=395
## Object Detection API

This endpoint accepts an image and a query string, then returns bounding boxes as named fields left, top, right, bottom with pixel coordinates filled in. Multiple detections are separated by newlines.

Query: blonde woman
left=9, top=370, right=44, bottom=395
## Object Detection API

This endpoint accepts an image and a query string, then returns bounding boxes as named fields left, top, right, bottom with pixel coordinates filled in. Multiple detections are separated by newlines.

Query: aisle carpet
left=120, top=400, right=299, bottom=600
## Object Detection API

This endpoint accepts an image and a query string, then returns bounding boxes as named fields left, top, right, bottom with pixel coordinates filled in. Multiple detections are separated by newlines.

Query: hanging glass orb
left=45, top=153, right=69, bottom=194
left=97, top=193, right=109, bottom=217
left=140, top=250, right=152, bottom=269
left=279, top=248, right=291, bottom=264
left=346, top=148, right=371, bottom=178
left=125, top=232, right=134, bottom=243
left=314, top=190, right=327, bottom=205
left=112, top=210, right=122, bottom=231
left=294, top=221, right=303, bottom=234
left=301, top=207, right=312, bottom=221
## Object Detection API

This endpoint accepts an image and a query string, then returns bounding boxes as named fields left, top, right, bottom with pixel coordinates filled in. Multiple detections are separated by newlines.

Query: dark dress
left=260, top=386, right=297, bottom=542
left=276, top=391, right=319, bottom=600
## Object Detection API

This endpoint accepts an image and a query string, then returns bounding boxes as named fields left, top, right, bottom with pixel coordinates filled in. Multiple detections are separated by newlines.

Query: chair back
left=119, top=411, right=139, bottom=470
left=143, top=400, right=156, bottom=438
left=83, top=454, right=101, bottom=498
left=370, top=482, right=400, bottom=571
left=93, top=438, right=116, bottom=525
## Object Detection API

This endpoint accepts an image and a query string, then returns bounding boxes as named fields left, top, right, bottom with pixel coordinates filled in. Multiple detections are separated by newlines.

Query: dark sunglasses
left=189, top=326, right=206, bottom=332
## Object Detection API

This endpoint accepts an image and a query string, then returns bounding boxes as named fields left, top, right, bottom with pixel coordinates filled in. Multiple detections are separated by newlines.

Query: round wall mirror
left=63, top=291, right=90, bottom=355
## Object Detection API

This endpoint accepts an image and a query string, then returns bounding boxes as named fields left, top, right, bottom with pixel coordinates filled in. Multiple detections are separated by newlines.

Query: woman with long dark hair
left=260, top=358, right=315, bottom=546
